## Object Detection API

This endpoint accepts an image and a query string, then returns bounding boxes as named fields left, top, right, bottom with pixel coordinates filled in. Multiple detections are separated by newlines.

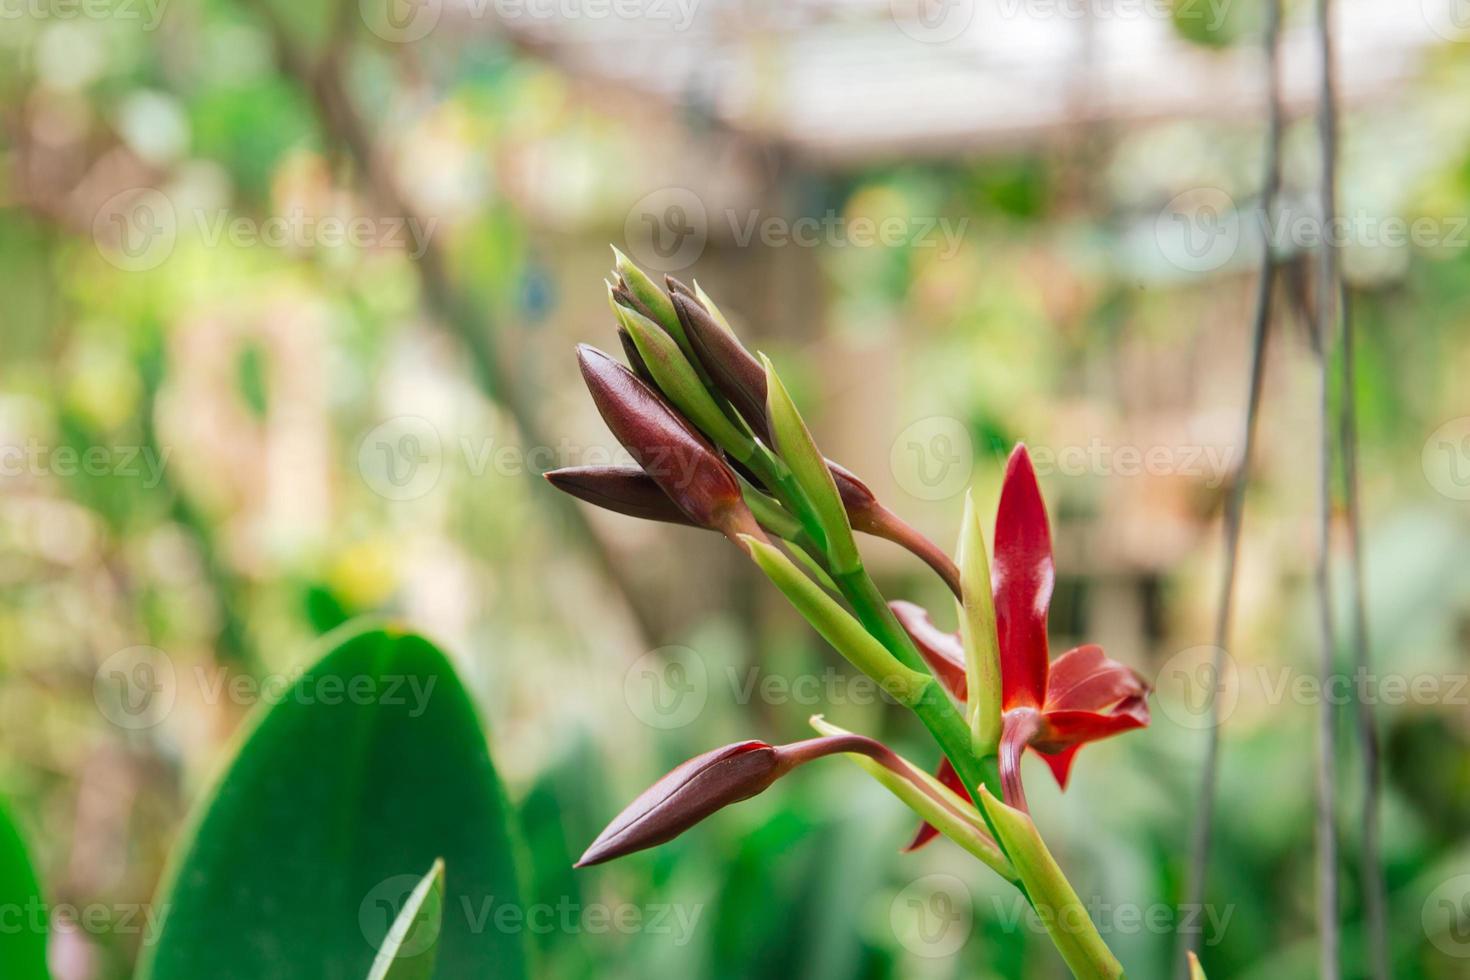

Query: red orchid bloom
left=894, top=444, right=1150, bottom=844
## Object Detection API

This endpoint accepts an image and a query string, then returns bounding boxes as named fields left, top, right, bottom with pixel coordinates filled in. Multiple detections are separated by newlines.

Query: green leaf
left=0, top=796, right=48, bottom=980
left=366, top=860, right=445, bottom=980
left=138, top=621, right=529, bottom=980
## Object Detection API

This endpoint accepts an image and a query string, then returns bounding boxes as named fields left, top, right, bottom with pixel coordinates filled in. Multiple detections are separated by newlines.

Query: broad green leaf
left=138, top=621, right=529, bottom=980
left=0, top=796, right=48, bottom=980
left=366, top=860, right=444, bottom=980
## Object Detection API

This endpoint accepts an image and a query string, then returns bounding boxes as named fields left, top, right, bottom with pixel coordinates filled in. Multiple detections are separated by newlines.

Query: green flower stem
left=744, top=445, right=830, bottom=551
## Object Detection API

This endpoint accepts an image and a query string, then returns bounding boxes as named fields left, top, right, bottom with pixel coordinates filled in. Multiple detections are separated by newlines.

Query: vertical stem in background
left=1341, top=313, right=1389, bottom=980
left=1336, top=73, right=1390, bottom=980
left=1314, top=0, right=1342, bottom=976
left=1177, top=3, right=1281, bottom=974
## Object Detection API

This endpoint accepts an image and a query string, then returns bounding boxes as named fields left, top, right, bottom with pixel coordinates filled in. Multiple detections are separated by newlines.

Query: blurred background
left=2, top=0, right=1469, bottom=976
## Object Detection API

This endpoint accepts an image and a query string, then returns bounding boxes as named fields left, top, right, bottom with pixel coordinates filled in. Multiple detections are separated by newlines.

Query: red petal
left=1032, top=697, right=1150, bottom=756
left=1044, top=644, right=1149, bottom=713
left=1033, top=696, right=1150, bottom=792
left=992, top=445, right=1054, bottom=710
left=890, top=601, right=967, bottom=701
left=1038, top=745, right=1083, bottom=790
left=901, top=757, right=967, bottom=852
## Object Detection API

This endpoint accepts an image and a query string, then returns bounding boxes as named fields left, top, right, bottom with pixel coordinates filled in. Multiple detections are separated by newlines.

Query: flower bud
left=611, top=246, right=679, bottom=336
left=616, top=328, right=657, bottom=388
left=673, top=292, right=770, bottom=440
left=576, top=740, right=787, bottom=866
left=664, top=275, right=698, bottom=303
left=761, top=355, right=862, bottom=575
left=544, top=466, right=695, bottom=527
left=576, top=345, right=763, bottom=546
left=693, top=280, right=733, bottom=332
left=615, top=303, right=755, bottom=461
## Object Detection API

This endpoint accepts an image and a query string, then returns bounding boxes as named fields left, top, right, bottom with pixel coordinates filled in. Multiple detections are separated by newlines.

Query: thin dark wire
left=1314, top=0, right=1342, bottom=975
left=1176, top=4, right=1282, bottom=977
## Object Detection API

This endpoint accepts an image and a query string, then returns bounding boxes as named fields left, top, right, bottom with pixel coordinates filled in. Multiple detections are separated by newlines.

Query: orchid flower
left=896, top=445, right=1150, bottom=824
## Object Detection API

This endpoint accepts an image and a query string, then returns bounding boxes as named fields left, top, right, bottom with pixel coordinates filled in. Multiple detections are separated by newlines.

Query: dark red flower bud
left=616, top=327, right=657, bottom=388
left=672, top=292, right=771, bottom=441
left=664, top=275, right=699, bottom=302
left=576, top=740, right=787, bottom=866
left=576, top=732, right=954, bottom=867
left=576, top=345, right=763, bottom=545
left=544, top=466, right=696, bottom=527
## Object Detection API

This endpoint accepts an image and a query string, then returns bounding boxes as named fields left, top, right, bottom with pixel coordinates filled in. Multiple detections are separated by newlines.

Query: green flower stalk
left=980, top=787, right=1125, bottom=980
left=742, top=536, right=929, bottom=707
